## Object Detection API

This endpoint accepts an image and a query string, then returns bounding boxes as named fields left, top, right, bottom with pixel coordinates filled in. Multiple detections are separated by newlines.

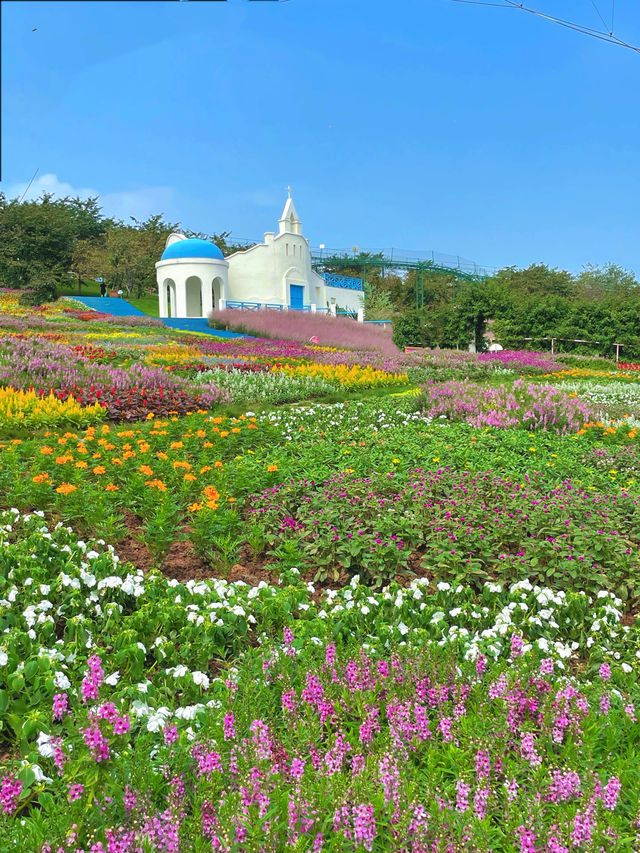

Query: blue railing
left=264, top=303, right=284, bottom=310
left=226, top=300, right=261, bottom=310
left=364, top=320, right=392, bottom=325
left=322, top=273, right=363, bottom=291
left=336, top=310, right=358, bottom=317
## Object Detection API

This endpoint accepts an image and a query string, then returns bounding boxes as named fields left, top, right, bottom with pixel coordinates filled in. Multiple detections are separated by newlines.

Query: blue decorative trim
left=322, top=273, right=363, bottom=291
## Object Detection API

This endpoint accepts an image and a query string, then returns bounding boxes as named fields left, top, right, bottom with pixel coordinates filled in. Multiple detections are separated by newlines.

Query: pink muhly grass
left=208, top=309, right=399, bottom=355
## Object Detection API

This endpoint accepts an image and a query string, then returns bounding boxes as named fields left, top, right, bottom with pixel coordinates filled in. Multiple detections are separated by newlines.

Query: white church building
left=155, top=192, right=364, bottom=319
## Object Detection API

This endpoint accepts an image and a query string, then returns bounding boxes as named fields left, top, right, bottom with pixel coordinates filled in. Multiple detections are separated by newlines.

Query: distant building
left=155, top=192, right=363, bottom=319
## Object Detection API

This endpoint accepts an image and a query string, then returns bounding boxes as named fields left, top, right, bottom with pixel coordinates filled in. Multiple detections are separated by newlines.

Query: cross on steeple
left=286, top=185, right=292, bottom=199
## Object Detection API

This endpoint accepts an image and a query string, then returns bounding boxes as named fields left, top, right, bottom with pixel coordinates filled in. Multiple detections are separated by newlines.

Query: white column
left=158, top=280, right=168, bottom=318
left=310, top=303, right=316, bottom=313
left=330, top=303, right=337, bottom=316
left=357, top=308, right=364, bottom=323
left=168, top=284, right=176, bottom=318
left=201, top=279, right=214, bottom=318
left=175, top=275, right=187, bottom=318
left=218, top=298, right=226, bottom=311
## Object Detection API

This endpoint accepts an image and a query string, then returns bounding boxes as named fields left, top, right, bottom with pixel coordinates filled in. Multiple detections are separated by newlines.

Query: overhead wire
left=449, top=0, right=640, bottom=53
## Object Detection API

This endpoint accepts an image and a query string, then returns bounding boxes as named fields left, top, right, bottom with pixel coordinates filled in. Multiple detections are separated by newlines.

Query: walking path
left=68, top=297, right=248, bottom=338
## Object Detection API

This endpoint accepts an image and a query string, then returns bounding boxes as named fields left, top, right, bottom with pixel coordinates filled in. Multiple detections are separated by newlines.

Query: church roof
left=161, top=238, right=224, bottom=261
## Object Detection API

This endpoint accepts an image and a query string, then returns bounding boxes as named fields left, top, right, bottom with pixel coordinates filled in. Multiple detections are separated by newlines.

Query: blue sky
left=2, top=0, right=639, bottom=273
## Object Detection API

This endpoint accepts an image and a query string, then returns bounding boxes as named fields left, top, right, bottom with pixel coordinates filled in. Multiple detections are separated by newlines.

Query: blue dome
left=161, top=238, right=224, bottom=261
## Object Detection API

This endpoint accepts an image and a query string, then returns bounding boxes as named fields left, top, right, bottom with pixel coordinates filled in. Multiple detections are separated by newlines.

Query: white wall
left=227, top=233, right=327, bottom=307
left=324, top=285, right=363, bottom=312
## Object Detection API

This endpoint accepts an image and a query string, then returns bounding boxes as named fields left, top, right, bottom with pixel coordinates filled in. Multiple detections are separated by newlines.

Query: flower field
left=1, top=296, right=640, bottom=851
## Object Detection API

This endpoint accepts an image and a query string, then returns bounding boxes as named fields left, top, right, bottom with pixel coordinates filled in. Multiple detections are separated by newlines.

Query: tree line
left=0, top=192, right=250, bottom=303
left=349, top=258, right=640, bottom=361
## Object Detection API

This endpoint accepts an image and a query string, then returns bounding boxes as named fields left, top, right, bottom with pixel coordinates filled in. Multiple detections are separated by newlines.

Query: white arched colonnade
left=156, top=251, right=229, bottom=319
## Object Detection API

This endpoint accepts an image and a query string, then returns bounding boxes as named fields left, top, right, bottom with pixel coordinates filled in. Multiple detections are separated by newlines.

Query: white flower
left=0, top=651, right=8, bottom=667
left=360, top=605, right=370, bottom=616
left=146, top=707, right=172, bottom=732
left=397, top=622, right=410, bottom=636
left=622, top=663, right=633, bottom=674
left=105, top=672, right=121, bottom=686
left=53, top=671, right=71, bottom=690
left=36, top=732, right=54, bottom=758
left=436, top=582, right=451, bottom=592
left=192, top=671, right=210, bottom=689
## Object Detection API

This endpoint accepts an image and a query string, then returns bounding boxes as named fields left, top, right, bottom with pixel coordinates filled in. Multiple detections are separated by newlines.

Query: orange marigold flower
left=231, top=428, right=241, bottom=434
left=173, top=461, right=191, bottom=470
left=123, top=451, right=136, bottom=460
left=200, top=465, right=212, bottom=473
left=145, top=479, right=167, bottom=491
left=183, top=473, right=196, bottom=482
left=75, top=461, right=88, bottom=469
left=203, top=442, right=214, bottom=448
left=76, top=444, right=88, bottom=454
left=247, top=424, right=258, bottom=430
left=56, top=455, right=73, bottom=465
left=139, top=465, right=154, bottom=476
left=157, top=451, right=168, bottom=460
left=138, top=442, right=150, bottom=453
left=32, top=473, right=50, bottom=484
left=55, top=483, right=77, bottom=495
left=206, top=500, right=219, bottom=510
left=211, top=417, right=223, bottom=425
left=111, top=458, right=123, bottom=466
left=101, top=424, right=110, bottom=434
left=92, top=452, right=102, bottom=460
left=146, top=412, right=154, bottom=420
left=220, top=431, right=230, bottom=438
left=93, top=466, right=106, bottom=475
left=40, top=446, right=53, bottom=455
left=214, top=461, right=223, bottom=468
left=104, top=443, right=116, bottom=451
left=105, top=483, right=119, bottom=491
left=227, top=497, right=236, bottom=503
left=57, top=438, right=67, bottom=446
left=170, top=441, right=183, bottom=450
left=203, top=485, right=220, bottom=501
left=267, top=464, right=278, bottom=472
left=188, top=502, right=203, bottom=512
left=196, top=430, right=206, bottom=438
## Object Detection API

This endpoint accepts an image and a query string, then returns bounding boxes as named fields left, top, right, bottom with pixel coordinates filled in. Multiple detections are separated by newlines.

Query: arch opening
left=185, top=276, right=203, bottom=317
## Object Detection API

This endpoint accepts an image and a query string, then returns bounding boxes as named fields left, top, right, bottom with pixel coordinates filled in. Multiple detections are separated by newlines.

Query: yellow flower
left=75, top=461, right=88, bottom=469
left=188, top=502, right=203, bottom=512
left=183, top=473, right=196, bottom=482
left=93, top=466, right=106, bottom=475
left=139, top=465, right=154, bottom=476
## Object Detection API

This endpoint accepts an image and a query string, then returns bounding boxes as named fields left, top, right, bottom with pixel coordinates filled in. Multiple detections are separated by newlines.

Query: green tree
left=0, top=193, right=105, bottom=289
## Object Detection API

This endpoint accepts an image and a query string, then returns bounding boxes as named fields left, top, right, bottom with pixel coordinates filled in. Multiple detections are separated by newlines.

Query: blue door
left=289, top=284, right=304, bottom=310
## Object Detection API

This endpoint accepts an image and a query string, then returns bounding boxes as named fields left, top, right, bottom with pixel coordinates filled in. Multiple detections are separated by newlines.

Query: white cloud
left=1, top=173, right=175, bottom=222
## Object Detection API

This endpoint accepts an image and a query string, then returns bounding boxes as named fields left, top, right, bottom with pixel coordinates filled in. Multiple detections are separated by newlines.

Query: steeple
left=278, top=187, right=302, bottom=235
